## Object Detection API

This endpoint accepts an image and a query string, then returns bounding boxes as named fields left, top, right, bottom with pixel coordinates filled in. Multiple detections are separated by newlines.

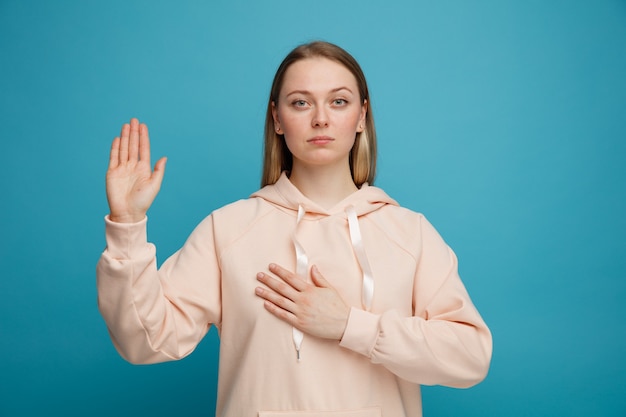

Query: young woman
left=97, top=41, right=492, bottom=417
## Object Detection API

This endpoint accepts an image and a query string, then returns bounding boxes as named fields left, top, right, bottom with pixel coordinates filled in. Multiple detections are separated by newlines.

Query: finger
left=310, top=265, right=331, bottom=288
left=109, top=137, right=120, bottom=169
left=255, top=286, right=297, bottom=313
left=119, top=122, right=130, bottom=164
left=269, top=263, right=308, bottom=291
left=118, top=120, right=126, bottom=140
left=128, top=118, right=140, bottom=161
left=138, top=122, right=151, bottom=163
left=257, top=272, right=299, bottom=301
left=262, top=299, right=298, bottom=327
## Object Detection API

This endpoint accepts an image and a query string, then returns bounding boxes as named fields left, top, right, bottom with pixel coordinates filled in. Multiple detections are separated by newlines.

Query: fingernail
left=257, top=272, right=264, bottom=279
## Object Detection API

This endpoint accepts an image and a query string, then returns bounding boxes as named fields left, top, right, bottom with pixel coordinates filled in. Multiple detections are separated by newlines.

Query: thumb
left=311, top=265, right=330, bottom=288
left=151, top=156, right=167, bottom=187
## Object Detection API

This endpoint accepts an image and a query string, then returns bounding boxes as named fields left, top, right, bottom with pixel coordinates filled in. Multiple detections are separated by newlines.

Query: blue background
left=1, top=1, right=625, bottom=416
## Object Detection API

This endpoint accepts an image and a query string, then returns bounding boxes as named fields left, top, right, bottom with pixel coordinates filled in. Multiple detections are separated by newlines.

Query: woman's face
left=272, top=57, right=367, bottom=171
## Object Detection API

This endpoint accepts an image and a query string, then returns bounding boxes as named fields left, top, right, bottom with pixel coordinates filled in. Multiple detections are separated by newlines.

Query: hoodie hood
left=250, top=172, right=399, bottom=218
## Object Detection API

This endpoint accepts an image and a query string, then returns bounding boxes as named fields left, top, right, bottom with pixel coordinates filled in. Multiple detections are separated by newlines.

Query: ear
left=272, top=101, right=283, bottom=134
left=357, top=99, right=368, bottom=133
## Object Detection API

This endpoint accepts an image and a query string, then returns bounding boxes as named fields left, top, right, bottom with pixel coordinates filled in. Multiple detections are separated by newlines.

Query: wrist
left=108, top=213, right=146, bottom=223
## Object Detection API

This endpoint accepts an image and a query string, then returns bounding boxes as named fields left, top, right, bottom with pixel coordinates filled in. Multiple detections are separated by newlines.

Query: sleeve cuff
left=339, top=307, right=381, bottom=357
left=103, top=215, right=149, bottom=259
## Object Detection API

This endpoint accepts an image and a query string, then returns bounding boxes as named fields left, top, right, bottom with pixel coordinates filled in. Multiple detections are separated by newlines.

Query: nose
left=311, top=106, right=329, bottom=128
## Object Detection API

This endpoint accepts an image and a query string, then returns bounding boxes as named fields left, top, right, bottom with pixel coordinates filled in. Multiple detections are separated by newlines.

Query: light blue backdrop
left=1, top=1, right=624, bottom=416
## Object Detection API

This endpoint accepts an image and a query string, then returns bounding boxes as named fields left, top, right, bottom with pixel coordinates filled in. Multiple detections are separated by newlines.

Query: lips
left=307, top=136, right=334, bottom=144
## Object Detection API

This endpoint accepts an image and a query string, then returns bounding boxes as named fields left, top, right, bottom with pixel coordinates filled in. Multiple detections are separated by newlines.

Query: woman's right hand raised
left=106, top=118, right=167, bottom=223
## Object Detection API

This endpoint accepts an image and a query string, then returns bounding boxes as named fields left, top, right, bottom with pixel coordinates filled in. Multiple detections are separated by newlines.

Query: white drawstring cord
left=346, top=205, right=374, bottom=311
left=292, top=205, right=307, bottom=361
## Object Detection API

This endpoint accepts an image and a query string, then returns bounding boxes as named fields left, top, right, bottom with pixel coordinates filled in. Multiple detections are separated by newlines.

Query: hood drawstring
left=290, top=204, right=375, bottom=362
left=346, top=205, right=374, bottom=311
left=292, top=205, right=307, bottom=361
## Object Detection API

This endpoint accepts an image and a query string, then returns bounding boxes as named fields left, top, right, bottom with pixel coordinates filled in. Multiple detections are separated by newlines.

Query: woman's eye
left=333, top=99, right=347, bottom=106
left=292, top=100, right=307, bottom=107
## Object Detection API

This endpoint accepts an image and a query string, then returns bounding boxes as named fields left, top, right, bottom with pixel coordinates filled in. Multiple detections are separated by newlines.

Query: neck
left=289, top=162, right=358, bottom=209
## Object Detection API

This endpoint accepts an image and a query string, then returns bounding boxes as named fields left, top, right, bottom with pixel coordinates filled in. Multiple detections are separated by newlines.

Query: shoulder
left=363, top=185, right=432, bottom=230
left=369, top=201, right=426, bottom=230
left=212, top=196, right=273, bottom=226
left=208, top=196, right=274, bottom=245
left=364, top=203, right=443, bottom=255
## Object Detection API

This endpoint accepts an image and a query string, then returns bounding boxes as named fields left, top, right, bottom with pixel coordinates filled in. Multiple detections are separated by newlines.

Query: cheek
left=278, top=112, right=304, bottom=135
left=341, top=113, right=363, bottom=133
left=348, top=107, right=365, bottom=125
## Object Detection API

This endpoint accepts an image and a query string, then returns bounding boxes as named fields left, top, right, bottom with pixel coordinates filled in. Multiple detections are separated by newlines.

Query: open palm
left=106, top=118, right=167, bottom=223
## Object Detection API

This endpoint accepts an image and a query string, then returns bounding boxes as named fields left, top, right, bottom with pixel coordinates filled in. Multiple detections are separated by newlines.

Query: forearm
left=96, top=216, right=184, bottom=363
left=340, top=306, right=491, bottom=387
left=96, top=215, right=220, bottom=364
left=97, top=255, right=184, bottom=364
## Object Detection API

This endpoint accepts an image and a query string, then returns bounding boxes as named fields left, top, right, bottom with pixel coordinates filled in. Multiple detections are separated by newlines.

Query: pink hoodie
left=97, top=173, right=492, bottom=417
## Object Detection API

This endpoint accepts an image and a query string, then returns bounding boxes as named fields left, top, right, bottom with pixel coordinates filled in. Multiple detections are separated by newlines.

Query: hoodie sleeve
left=96, top=215, right=221, bottom=364
left=339, top=215, right=492, bottom=387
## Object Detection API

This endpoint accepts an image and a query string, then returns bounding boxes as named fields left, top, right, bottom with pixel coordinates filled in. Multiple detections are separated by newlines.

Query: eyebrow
left=285, top=86, right=354, bottom=97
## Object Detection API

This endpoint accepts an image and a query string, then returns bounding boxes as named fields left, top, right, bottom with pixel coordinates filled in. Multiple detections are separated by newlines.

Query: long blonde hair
left=261, top=41, right=377, bottom=187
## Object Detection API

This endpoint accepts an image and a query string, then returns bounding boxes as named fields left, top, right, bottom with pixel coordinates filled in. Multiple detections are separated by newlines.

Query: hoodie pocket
left=258, top=407, right=381, bottom=417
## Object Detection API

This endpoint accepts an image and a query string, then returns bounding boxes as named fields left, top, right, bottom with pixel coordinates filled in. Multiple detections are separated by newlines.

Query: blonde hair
left=261, top=41, right=377, bottom=187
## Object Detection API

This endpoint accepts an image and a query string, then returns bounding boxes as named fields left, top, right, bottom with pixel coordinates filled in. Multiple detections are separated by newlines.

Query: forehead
left=280, top=57, right=358, bottom=94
